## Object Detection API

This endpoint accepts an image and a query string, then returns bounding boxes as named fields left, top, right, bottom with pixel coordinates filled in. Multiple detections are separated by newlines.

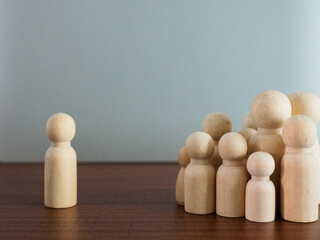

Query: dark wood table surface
left=0, top=163, right=319, bottom=240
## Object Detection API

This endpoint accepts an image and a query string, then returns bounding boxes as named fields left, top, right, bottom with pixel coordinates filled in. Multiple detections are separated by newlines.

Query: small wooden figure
left=202, top=112, right=232, bottom=170
left=184, top=132, right=215, bottom=214
left=249, top=90, right=291, bottom=213
left=288, top=92, right=320, bottom=204
left=281, top=115, right=318, bottom=223
left=245, top=152, right=275, bottom=223
left=44, top=113, right=77, bottom=208
left=175, top=146, right=190, bottom=205
left=238, top=128, right=257, bottom=174
left=216, top=132, right=248, bottom=218
left=242, top=112, right=257, bottom=130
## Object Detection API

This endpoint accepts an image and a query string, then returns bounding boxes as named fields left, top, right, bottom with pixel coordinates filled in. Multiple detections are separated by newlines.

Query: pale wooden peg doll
left=216, top=132, right=248, bottom=218
left=281, top=115, right=318, bottom=223
left=249, top=90, right=291, bottom=214
left=242, top=112, right=257, bottom=130
left=184, top=132, right=215, bottom=214
left=288, top=92, right=320, bottom=204
left=175, top=146, right=190, bottom=205
left=238, top=128, right=257, bottom=175
left=45, top=113, right=77, bottom=208
left=202, top=112, right=232, bottom=171
left=246, top=152, right=275, bottom=223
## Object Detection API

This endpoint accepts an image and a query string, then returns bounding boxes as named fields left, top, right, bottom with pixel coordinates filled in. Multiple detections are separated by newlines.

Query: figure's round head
left=282, top=115, right=317, bottom=148
left=251, top=90, right=291, bottom=129
left=242, top=113, right=257, bottom=130
left=202, top=112, right=232, bottom=141
left=218, top=132, right=247, bottom=161
left=185, top=132, right=214, bottom=160
left=238, top=128, right=257, bottom=144
left=177, top=146, right=190, bottom=167
left=288, top=92, right=320, bottom=123
left=46, top=113, right=76, bottom=142
left=247, top=152, right=275, bottom=177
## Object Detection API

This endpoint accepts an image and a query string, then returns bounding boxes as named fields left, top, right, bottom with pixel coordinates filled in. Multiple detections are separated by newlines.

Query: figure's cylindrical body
left=45, top=145, right=77, bottom=208
left=246, top=179, right=275, bottom=222
left=184, top=160, right=215, bottom=214
left=216, top=161, right=248, bottom=217
left=281, top=152, right=318, bottom=223
left=175, top=167, right=185, bottom=205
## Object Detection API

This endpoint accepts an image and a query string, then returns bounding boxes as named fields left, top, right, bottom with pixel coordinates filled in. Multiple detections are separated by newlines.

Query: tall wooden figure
left=246, top=152, right=275, bottom=223
left=184, top=132, right=215, bottom=214
left=216, top=132, right=248, bottom=218
left=175, top=146, right=190, bottom=205
left=45, top=113, right=77, bottom=208
left=288, top=92, right=320, bottom=204
left=202, top=112, right=232, bottom=171
left=249, top=90, right=291, bottom=213
left=281, top=115, right=318, bottom=223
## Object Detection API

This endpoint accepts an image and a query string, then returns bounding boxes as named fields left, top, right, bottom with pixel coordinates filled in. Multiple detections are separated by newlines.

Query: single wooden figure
left=202, top=112, right=232, bottom=171
left=238, top=128, right=257, bottom=175
left=44, top=113, right=77, bottom=208
left=249, top=90, right=291, bottom=213
left=245, top=152, right=275, bottom=223
left=288, top=92, right=320, bottom=204
left=175, top=146, right=190, bottom=205
left=216, top=132, right=248, bottom=218
left=242, top=112, right=257, bottom=130
left=281, top=115, right=318, bottom=223
left=184, top=132, right=215, bottom=214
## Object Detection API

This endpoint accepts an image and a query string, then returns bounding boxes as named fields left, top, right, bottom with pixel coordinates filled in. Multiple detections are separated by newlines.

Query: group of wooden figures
left=176, top=90, right=320, bottom=223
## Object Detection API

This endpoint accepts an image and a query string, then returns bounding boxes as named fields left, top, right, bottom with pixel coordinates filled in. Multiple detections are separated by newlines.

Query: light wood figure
left=45, top=113, right=77, bottom=208
left=175, top=146, right=190, bottom=205
left=288, top=92, right=320, bottom=205
left=245, top=152, right=275, bottom=223
left=242, top=112, right=257, bottom=130
left=216, top=132, right=248, bottom=218
left=202, top=112, right=232, bottom=171
left=281, top=115, right=318, bottom=223
left=184, top=132, right=215, bottom=214
left=238, top=128, right=257, bottom=175
left=249, top=90, right=291, bottom=214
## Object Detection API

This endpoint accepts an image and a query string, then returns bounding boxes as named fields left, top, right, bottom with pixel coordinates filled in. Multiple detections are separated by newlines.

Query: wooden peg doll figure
left=246, top=152, right=275, bottom=223
left=281, top=115, right=318, bottom=223
left=45, top=113, right=77, bottom=208
left=216, top=132, right=248, bottom=218
left=249, top=90, right=291, bottom=213
left=175, top=146, right=190, bottom=205
left=242, top=112, right=257, bottom=130
left=184, top=132, right=215, bottom=214
left=202, top=112, right=232, bottom=170
left=288, top=92, right=320, bottom=204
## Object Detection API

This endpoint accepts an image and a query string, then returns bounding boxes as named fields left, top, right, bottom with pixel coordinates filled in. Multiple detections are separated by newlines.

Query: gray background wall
left=1, top=0, right=320, bottom=162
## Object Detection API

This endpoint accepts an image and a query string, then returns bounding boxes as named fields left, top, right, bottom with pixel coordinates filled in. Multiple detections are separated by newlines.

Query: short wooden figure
left=242, top=112, right=257, bottom=130
left=245, top=152, right=275, bottom=223
left=281, top=115, right=318, bottom=223
left=216, top=132, right=248, bottom=218
left=202, top=112, right=232, bottom=171
left=289, top=92, right=320, bottom=204
left=238, top=128, right=257, bottom=174
left=175, top=146, right=190, bottom=205
left=249, top=90, right=291, bottom=213
left=44, top=113, right=77, bottom=208
left=184, top=132, right=215, bottom=214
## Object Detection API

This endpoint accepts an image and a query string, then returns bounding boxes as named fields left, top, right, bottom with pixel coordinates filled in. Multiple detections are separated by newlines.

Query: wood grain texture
left=0, top=163, right=319, bottom=240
